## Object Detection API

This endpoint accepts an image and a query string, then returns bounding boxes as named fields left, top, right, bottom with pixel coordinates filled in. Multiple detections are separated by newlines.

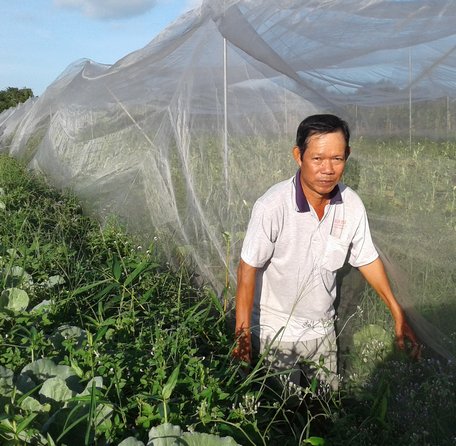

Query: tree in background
left=0, top=87, right=34, bottom=113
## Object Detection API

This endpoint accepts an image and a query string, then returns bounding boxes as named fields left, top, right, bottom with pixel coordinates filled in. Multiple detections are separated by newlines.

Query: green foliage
left=120, top=422, right=242, bottom=446
left=0, top=87, right=34, bottom=113
left=1, top=146, right=455, bottom=446
left=0, top=154, right=338, bottom=445
left=0, top=287, right=30, bottom=312
left=328, top=355, right=456, bottom=446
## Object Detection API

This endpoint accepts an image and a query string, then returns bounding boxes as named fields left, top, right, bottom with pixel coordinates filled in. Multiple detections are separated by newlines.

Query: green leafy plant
left=1, top=149, right=455, bottom=446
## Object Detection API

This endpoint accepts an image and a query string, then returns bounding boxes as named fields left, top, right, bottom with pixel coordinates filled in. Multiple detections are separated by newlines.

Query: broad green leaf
left=353, top=324, right=390, bottom=348
left=79, top=376, right=104, bottom=396
left=161, top=366, right=180, bottom=400
left=21, top=358, right=77, bottom=381
left=20, top=396, right=51, bottom=413
left=0, top=365, right=14, bottom=396
left=303, top=437, right=326, bottom=445
left=0, top=200, right=5, bottom=210
left=8, top=265, right=27, bottom=276
left=18, top=358, right=82, bottom=394
left=31, top=299, right=51, bottom=312
left=181, top=431, right=241, bottom=446
left=0, top=288, right=29, bottom=312
left=18, top=430, right=49, bottom=445
left=0, top=418, right=14, bottom=433
left=146, top=425, right=240, bottom=446
left=0, top=421, right=48, bottom=445
left=51, top=325, right=87, bottom=349
left=39, top=376, right=75, bottom=402
left=45, top=275, right=65, bottom=288
left=118, top=437, right=145, bottom=446
left=94, top=403, right=113, bottom=432
left=1, top=266, right=33, bottom=287
left=15, top=374, right=36, bottom=394
left=147, top=423, right=182, bottom=446
left=6, top=248, right=17, bottom=258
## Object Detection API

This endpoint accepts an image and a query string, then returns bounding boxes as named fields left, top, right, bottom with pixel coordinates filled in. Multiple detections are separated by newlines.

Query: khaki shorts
left=252, top=331, right=339, bottom=391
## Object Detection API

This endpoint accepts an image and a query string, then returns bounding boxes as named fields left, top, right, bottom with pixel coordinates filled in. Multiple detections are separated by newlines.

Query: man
left=234, top=114, right=419, bottom=389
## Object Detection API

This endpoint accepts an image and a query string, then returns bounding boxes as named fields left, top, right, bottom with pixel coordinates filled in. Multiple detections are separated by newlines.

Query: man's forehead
left=305, top=132, right=346, bottom=151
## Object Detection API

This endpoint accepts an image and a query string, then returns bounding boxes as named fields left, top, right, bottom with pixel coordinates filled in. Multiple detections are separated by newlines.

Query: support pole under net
left=223, top=37, right=230, bottom=203
left=409, top=48, right=412, bottom=150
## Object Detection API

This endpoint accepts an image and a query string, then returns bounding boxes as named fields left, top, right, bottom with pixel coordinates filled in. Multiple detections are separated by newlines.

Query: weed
left=0, top=142, right=455, bottom=446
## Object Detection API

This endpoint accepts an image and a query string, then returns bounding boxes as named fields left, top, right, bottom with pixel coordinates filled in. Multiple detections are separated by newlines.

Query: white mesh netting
left=1, top=0, right=455, bottom=359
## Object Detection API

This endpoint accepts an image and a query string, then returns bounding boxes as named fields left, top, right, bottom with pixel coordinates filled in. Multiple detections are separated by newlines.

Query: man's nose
left=321, top=159, right=335, bottom=174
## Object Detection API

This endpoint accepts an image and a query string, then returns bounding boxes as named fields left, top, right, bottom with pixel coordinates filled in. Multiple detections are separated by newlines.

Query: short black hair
left=296, top=114, right=350, bottom=159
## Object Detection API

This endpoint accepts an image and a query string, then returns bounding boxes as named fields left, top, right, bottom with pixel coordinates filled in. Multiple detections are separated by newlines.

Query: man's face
left=293, top=130, right=347, bottom=201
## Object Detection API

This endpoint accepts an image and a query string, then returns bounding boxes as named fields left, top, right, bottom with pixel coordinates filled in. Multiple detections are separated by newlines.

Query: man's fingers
left=409, top=339, right=423, bottom=360
left=396, top=332, right=423, bottom=360
left=404, top=324, right=422, bottom=359
left=396, top=335, right=405, bottom=350
left=232, top=336, right=252, bottom=363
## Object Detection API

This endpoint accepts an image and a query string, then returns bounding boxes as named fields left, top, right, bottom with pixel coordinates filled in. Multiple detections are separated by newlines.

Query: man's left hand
left=395, top=319, right=422, bottom=360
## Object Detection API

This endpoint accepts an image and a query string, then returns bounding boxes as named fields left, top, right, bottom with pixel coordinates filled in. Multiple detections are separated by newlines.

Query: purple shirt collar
left=294, top=169, right=343, bottom=213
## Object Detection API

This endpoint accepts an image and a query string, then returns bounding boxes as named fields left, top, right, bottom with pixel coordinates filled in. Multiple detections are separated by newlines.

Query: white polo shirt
left=241, top=171, right=378, bottom=342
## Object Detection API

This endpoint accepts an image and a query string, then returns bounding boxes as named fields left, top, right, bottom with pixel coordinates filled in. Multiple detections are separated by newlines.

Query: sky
left=1, top=0, right=202, bottom=96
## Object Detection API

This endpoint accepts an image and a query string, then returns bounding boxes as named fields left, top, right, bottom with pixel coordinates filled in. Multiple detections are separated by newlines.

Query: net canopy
left=1, top=0, right=455, bottom=360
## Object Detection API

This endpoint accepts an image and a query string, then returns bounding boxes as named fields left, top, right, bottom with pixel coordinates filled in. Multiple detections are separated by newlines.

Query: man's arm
left=233, top=259, right=257, bottom=362
left=358, top=257, right=421, bottom=358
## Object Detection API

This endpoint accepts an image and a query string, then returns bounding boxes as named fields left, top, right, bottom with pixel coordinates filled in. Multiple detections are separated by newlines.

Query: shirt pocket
left=321, top=235, right=350, bottom=272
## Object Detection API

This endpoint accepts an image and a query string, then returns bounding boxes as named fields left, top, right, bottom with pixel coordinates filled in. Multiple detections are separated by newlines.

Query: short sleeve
left=240, top=200, right=278, bottom=268
left=348, top=206, right=379, bottom=268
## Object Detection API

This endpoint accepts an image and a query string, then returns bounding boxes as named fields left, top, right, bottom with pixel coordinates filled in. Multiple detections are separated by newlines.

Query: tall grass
left=0, top=155, right=337, bottom=445
left=1, top=148, right=455, bottom=445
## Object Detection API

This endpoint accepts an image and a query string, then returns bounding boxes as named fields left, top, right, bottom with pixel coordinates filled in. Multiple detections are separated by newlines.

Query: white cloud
left=54, top=0, right=159, bottom=20
left=183, top=0, right=203, bottom=11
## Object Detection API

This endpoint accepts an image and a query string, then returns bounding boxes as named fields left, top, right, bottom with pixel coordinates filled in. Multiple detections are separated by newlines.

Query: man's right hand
left=233, top=330, right=251, bottom=363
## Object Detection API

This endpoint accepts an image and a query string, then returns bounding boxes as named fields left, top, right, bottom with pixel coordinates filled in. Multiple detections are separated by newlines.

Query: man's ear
left=292, top=146, right=302, bottom=166
left=346, top=146, right=351, bottom=160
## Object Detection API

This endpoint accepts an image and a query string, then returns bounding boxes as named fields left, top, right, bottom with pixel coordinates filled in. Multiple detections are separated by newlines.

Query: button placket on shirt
left=310, top=204, right=334, bottom=267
